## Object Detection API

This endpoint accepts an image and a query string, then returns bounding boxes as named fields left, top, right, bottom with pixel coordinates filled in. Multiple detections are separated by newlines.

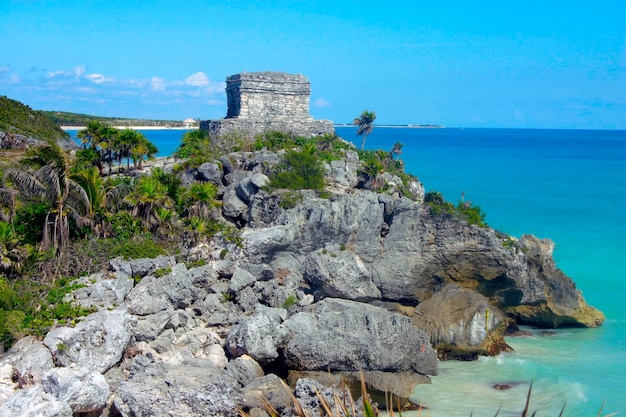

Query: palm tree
left=70, top=167, right=129, bottom=237
left=4, top=142, right=90, bottom=252
left=123, top=176, right=173, bottom=232
left=353, top=110, right=377, bottom=150
left=389, top=142, right=403, bottom=160
left=77, top=121, right=119, bottom=175
left=182, top=182, right=219, bottom=219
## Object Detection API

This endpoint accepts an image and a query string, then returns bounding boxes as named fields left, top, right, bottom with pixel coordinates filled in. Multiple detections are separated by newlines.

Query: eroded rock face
left=282, top=299, right=438, bottom=375
left=413, top=285, right=511, bottom=359
left=114, top=365, right=242, bottom=417
left=43, top=308, right=132, bottom=373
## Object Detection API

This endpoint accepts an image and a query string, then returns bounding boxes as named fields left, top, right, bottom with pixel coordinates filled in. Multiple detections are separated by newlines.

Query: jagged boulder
left=113, top=365, right=242, bottom=417
left=0, top=337, right=54, bottom=387
left=282, top=298, right=437, bottom=375
left=0, top=385, right=73, bottom=416
left=413, top=284, right=510, bottom=359
left=41, top=367, right=109, bottom=413
left=302, top=244, right=380, bottom=302
left=226, top=305, right=288, bottom=363
left=43, top=308, right=131, bottom=373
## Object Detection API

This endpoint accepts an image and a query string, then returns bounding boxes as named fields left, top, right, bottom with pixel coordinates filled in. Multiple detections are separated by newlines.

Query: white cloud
left=85, top=73, right=114, bottom=84
left=185, top=72, right=210, bottom=87
left=314, top=98, right=331, bottom=107
left=150, top=76, right=167, bottom=91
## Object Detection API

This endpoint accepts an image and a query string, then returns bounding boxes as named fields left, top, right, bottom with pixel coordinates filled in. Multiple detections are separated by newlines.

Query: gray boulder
left=282, top=298, right=437, bottom=375
left=114, top=365, right=241, bottom=417
left=41, top=367, right=109, bottom=413
left=226, top=305, right=288, bottom=363
left=125, top=262, right=201, bottom=316
left=302, top=244, right=381, bottom=302
left=236, top=173, right=270, bottom=204
left=326, top=159, right=359, bottom=189
left=65, top=270, right=133, bottom=310
left=197, top=161, right=223, bottom=184
left=0, top=337, right=53, bottom=387
left=226, top=355, right=265, bottom=387
left=43, top=308, right=131, bottom=373
left=413, top=284, right=510, bottom=358
left=0, top=385, right=72, bottom=417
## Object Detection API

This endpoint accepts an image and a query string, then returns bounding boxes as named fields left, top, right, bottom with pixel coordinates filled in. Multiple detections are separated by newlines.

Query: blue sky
left=1, top=0, right=625, bottom=129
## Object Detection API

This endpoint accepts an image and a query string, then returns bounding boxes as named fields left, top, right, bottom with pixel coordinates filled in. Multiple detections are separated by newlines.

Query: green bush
left=279, top=191, right=304, bottom=209
left=425, top=191, right=487, bottom=227
left=268, top=149, right=326, bottom=191
left=283, top=294, right=298, bottom=309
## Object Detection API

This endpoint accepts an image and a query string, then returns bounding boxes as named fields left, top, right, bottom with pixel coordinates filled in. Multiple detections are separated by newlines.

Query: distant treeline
left=38, top=110, right=186, bottom=127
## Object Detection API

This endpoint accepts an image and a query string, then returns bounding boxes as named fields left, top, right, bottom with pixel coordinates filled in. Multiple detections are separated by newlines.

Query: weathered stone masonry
left=201, top=71, right=334, bottom=138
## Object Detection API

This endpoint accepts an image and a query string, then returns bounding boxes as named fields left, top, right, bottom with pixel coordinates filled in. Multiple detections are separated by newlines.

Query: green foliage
left=108, top=237, right=167, bottom=260
left=0, top=96, right=70, bottom=144
left=0, top=274, right=93, bottom=350
left=153, top=266, right=172, bottom=278
left=108, top=211, right=147, bottom=239
left=278, top=191, right=304, bottom=210
left=425, top=191, right=487, bottom=227
left=14, top=202, right=49, bottom=245
left=220, top=292, right=234, bottom=303
left=175, top=129, right=211, bottom=161
left=283, top=294, right=298, bottom=309
left=268, top=149, right=326, bottom=191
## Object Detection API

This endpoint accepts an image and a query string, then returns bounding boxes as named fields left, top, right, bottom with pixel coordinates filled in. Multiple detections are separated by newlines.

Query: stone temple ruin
left=200, top=71, right=334, bottom=138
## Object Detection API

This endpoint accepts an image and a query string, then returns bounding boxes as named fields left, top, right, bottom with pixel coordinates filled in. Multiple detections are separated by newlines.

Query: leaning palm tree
left=4, top=141, right=90, bottom=252
left=353, top=110, right=377, bottom=149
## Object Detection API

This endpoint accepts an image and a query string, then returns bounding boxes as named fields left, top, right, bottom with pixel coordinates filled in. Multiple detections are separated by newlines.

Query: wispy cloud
left=314, top=98, right=331, bottom=107
left=1, top=65, right=226, bottom=115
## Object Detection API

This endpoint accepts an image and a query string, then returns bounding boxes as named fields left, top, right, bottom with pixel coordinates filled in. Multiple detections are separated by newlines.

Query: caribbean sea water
left=336, top=127, right=626, bottom=417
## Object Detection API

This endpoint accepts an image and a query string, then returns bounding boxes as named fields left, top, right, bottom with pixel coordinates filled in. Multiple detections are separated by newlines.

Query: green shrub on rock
left=268, top=149, right=326, bottom=192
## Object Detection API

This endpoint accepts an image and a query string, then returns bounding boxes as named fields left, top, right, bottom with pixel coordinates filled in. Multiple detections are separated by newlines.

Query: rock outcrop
left=0, top=146, right=603, bottom=415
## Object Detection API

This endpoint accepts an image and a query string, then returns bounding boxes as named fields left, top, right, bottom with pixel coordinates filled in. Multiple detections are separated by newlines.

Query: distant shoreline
left=61, top=126, right=193, bottom=131
left=334, top=124, right=444, bottom=129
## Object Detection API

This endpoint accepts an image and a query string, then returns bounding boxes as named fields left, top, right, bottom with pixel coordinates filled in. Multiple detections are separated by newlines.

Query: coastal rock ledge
left=0, top=149, right=603, bottom=416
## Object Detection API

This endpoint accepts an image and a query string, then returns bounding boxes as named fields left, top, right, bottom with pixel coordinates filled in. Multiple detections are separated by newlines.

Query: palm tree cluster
left=0, top=131, right=224, bottom=280
left=77, top=121, right=158, bottom=175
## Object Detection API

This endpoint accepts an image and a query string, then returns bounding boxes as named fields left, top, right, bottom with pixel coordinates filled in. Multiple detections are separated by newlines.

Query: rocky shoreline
left=0, top=147, right=603, bottom=416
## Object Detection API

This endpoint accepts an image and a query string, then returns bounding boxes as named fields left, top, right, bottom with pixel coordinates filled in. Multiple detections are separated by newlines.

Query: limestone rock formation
left=0, top=145, right=604, bottom=415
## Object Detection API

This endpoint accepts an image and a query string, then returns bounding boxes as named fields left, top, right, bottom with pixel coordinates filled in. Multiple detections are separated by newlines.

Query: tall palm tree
left=353, top=110, right=377, bottom=150
left=4, top=142, right=90, bottom=252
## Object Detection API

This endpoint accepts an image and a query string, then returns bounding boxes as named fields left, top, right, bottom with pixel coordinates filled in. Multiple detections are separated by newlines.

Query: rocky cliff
left=0, top=147, right=603, bottom=416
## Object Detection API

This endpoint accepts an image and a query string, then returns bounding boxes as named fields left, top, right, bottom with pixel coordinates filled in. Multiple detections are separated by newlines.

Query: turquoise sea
left=67, top=127, right=626, bottom=416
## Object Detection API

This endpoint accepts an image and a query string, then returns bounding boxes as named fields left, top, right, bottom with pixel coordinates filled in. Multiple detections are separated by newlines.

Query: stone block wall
left=201, top=71, right=334, bottom=139
left=226, top=72, right=310, bottom=119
